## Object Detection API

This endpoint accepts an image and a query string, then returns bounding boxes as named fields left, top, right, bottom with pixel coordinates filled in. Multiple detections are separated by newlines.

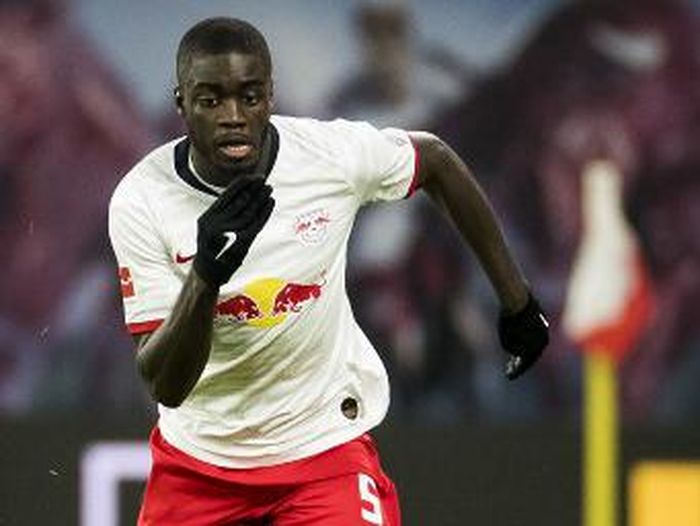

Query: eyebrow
left=239, top=80, right=265, bottom=89
left=191, top=80, right=265, bottom=92
left=191, top=82, right=221, bottom=91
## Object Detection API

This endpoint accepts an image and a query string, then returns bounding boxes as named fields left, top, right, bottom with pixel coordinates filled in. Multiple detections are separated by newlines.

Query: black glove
left=193, top=176, right=275, bottom=287
left=498, top=293, right=549, bottom=380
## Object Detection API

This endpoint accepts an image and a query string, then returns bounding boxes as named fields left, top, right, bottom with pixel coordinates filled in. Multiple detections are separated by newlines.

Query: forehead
left=184, top=51, right=270, bottom=89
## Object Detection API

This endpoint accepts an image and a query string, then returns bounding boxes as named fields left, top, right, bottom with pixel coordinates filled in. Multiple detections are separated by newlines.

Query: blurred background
left=0, top=0, right=698, bottom=524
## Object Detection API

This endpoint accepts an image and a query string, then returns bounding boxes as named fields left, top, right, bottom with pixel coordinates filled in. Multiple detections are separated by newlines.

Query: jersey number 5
left=358, top=473, right=383, bottom=524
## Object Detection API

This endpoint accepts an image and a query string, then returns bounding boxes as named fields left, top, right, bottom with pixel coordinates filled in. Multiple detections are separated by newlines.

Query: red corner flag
left=563, top=160, right=654, bottom=362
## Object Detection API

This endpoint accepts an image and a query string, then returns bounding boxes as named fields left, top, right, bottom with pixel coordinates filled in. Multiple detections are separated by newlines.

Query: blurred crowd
left=0, top=0, right=697, bottom=425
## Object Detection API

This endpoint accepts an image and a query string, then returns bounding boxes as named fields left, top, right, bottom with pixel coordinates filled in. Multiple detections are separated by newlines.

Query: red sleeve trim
left=127, top=319, right=164, bottom=335
left=404, top=137, right=421, bottom=199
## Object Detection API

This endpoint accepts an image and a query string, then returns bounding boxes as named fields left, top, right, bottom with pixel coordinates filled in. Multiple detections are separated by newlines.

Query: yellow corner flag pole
left=584, top=350, right=618, bottom=526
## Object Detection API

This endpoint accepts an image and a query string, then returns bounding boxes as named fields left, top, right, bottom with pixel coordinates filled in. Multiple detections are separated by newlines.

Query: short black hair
left=176, top=17, right=272, bottom=85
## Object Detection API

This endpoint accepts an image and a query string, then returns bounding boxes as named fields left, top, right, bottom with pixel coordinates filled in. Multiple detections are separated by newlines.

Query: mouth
left=215, top=136, right=254, bottom=161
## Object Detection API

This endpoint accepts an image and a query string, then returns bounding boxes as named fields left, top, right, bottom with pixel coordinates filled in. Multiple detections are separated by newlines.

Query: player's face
left=178, top=51, right=273, bottom=181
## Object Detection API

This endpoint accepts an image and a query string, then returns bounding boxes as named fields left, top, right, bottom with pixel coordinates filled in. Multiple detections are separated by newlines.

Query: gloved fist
left=498, top=294, right=549, bottom=380
left=194, top=176, right=275, bottom=287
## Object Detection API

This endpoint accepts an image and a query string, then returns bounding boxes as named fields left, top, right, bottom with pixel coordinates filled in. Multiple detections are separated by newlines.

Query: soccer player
left=109, top=17, right=549, bottom=525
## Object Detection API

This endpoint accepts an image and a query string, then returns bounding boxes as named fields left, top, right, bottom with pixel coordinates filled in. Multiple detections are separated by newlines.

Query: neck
left=189, top=148, right=235, bottom=187
left=188, top=153, right=226, bottom=192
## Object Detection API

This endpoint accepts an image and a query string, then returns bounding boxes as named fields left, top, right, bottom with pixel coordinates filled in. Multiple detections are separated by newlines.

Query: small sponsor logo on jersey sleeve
left=388, top=134, right=408, bottom=147
left=119, top=267, right=135, bottom=298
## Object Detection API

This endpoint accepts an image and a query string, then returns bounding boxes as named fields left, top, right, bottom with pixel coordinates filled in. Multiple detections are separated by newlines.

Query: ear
left=174, top=87, right=184, bottom=115
left=268, top=80, right=275, bottom=112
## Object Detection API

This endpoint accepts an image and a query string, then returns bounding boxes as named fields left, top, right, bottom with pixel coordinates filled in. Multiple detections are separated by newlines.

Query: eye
left=243, top=90, right=262, bottom=106
left=196, top=96, right=219, bottom=108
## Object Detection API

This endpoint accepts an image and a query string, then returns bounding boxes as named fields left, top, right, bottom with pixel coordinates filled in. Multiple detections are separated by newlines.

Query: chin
left=216, top=156, right=258, bottom=175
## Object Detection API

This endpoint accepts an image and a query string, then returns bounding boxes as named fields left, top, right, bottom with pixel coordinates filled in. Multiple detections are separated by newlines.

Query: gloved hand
left=498, top=293, right=549, bottom=380
left=193, top=176, right=274, bottom=287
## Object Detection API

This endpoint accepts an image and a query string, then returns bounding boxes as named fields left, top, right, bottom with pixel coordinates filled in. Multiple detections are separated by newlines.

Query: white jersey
left=108, top=115, right=419, bottom=468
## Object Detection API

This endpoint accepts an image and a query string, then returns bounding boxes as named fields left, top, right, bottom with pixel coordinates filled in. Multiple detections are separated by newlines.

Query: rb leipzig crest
left=293, top=208, right=331, bottom=246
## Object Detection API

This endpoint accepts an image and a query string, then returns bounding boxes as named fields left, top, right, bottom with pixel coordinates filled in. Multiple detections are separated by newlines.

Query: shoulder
left=109, top=138, right=183, bottom=215
left=271, top=115, right=384, bottom=153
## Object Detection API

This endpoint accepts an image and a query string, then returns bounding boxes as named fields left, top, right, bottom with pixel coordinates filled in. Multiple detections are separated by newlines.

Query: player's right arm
left=133, top=270, right=219, bottom=407
left=110, top=176, right=274, bottom=407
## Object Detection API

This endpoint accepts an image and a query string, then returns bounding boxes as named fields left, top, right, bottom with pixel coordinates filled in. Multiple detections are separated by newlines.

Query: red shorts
left=138, top=427, right=401, bottom=525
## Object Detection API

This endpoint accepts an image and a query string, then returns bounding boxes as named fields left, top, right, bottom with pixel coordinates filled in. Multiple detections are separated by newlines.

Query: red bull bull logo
left=216, top=276, right=325, bottom=328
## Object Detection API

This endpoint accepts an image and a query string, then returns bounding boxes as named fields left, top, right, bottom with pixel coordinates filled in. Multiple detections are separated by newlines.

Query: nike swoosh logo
left=216, top=231, right=238, bottom=260
left=175, top=252, right=196, bottom=264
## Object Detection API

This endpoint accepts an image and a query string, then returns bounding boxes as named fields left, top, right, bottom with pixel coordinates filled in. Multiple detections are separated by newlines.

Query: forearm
left=415, top=133, right=529, bottom=313
left=136, top=269, right=219, bottom=407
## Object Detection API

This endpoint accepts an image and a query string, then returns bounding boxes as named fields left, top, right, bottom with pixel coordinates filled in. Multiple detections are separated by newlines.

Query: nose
left=218, top=97, right=246, bottom=128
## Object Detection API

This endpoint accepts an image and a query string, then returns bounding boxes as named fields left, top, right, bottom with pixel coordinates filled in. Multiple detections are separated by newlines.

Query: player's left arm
left=409, top=131, right=549, bottom=379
